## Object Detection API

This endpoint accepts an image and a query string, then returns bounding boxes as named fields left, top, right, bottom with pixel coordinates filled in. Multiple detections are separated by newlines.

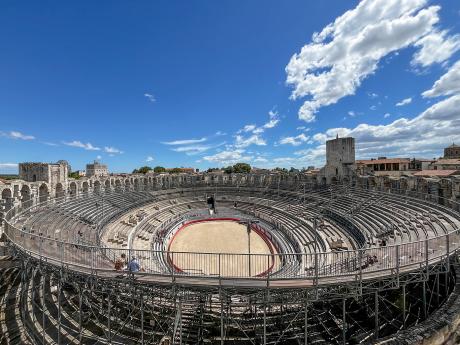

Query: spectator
left=127, top=256, right=141, bottom=273
left=114, top=253, right=127, bottom=271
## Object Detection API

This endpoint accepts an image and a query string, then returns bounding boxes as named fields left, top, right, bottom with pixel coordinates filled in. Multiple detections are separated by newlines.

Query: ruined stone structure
left=318, top=135, right=356, bottom=184
left=86, top=160, right=108, bottom=177
left=19, top=161, right=69, bottom=185
left=444, top=143, right=460, bottom=159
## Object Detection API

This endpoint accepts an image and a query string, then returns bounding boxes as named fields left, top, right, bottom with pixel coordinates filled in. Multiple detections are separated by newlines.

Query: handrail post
left=446, top=233, right=450, bottom=273
left=395, top=245, right=400, bottom=286
left=425, top=239, right=429, bottom=272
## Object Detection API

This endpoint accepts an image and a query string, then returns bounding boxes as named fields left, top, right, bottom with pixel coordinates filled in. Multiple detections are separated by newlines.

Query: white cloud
left=215, top=131, right=226, bottom=136
left=370, top=105, right=377, bottom=110
left=96, top=155, right=102, bottom=160
left=396, top=97, right=412, bottom=106
left=0, top=163, right=18, bottom=169
left=254, top=157, right=268, bottom=163
left=1, top=131, right=35, bottom=140
left=286, top=0, right=442, bottom=122
left=310, top=92, right=460, bottom=160
left=144, top=93, right=156, bottom=103
left=239, top=125, right=256, bottom=133
left=64, top=141, right=101, bottom=151
left=384, top=113, right=391, bottom=118
left=235, top=135, right=266, bottom=148
left=104, top=146, right=123, bottom=154
left=348, top=111, right=356, bottom=117
left=162, top=138, right=207, bottom=145
left=203, top=149, right=252, bottom=165
left=422, top=60, right=460, bottom=98
left=412, top=30, right=460, bottom=67
left=278, top=133, right=310, bottom=146
left=146, top=156, right=154, bottom=162
left=367, top=92, right=379, bottom=99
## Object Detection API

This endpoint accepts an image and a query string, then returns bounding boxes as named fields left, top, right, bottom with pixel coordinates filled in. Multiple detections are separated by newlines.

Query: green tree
left=169, top=168, right=182, bottom=174
left=233, top=163, right=251, bottom=173
left=68, top=172, right=81, bottom=179
left=138, top=166, right=152, bottom=174
left=153, top=166, right=166, bottom=173
left=224, top=166, right=234, bottom=174
left=132, top=169, right=139, bottom=174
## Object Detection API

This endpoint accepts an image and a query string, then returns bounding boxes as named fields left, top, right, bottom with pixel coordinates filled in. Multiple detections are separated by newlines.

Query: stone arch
left=1, top=188, right=13, bottom=212
left=55, top=183, right=65, bottom=198
left=39, top=183, right=49, bottom=203
left=134, top=178, right=139, bottom=191
left=69, top=182, right=77, bottom=196
left=115, top=179, right=122, bottom=190
left=82, top=181, right=89, bottom=193
left=105, top=179, right=111, bottom=190
left=20, top=184, right=31, bottom=206
left=94, top=180, right=101, bottom=193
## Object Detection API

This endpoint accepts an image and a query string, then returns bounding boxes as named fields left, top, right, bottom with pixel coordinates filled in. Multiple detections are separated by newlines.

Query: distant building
left=356, top=157, right=433, bottom=176
left=86, top=161, right=108, bottom=177
left=444, top=143, right=460, bottom=159
left=19, top=161, right=69, bottom=185
left=319, top=135, right=356, bottom=183
left=430, top=159, right=460, bottom=171
left=73, top=170, right=86, bottom=177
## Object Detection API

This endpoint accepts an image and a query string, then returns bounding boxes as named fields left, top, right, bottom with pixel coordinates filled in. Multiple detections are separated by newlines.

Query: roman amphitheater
left=1, top=137, right=460, bottom=345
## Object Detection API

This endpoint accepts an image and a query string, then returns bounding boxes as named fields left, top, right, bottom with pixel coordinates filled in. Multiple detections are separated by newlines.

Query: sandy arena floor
left=169, top=220, right=276, bottom=277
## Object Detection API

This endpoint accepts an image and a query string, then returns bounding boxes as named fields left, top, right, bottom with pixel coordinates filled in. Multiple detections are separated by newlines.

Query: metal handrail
left=3, top=184, right=460, bottom=284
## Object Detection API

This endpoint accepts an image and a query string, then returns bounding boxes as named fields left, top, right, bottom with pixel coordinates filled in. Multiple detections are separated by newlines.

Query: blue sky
left=1, top=0, right=460, bottom=173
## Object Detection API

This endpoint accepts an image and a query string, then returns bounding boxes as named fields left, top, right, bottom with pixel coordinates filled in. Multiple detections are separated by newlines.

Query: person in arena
left=114, top=253, right=127, bottom=271
left=127, top=256, right=141, bottom=273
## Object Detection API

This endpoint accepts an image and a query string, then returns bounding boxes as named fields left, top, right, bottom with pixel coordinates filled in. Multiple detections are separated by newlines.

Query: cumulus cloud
left=203, top=149, right=252, bottom=165
left=146, top=156, right=154, bottom=162
left=278, top=133, right=309, bottom=146
left=104, top=146, right=124, bottom=154
left=1, top=131, right=35, bottom=140
left=64, top=141, right=101, bottom=151
left=286, top=0, right=448, bottom=122
left=412, top=30, right=460, bottom=67
left=235, top=134, right=266, bottom=148
left=310, top=94, right=460, bottom=159
left=396, top=97, right=412, bottom=106
left=422, top=60, right=460, bottom=98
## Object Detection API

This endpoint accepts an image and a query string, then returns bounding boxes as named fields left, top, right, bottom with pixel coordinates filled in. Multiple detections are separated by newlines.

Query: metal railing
left=3, top=185, right=460, bottom=285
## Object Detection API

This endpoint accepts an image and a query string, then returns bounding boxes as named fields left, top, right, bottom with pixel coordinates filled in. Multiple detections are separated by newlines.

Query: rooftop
left=356, top=158, right=410, bottom=165
left=413, top=170, right=460, bottom=177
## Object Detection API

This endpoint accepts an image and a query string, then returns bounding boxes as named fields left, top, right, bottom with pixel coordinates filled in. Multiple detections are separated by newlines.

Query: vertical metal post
left=220, top=288, right=224, bottom=345
left=263, top=292, right=267, bottom=345
left=108, top=292, right=112, bottom=344
left=58, top=276, right=61, bottom=345
left=179, top=299, right=183, bottom=345
left=141, top=295, right=144, bottom=345
left=422, top=280, right=427, bottom=319
left=304, top=299, right=308, bottom=345
left=342, top=298, right=346, bottom=345
left=436, top=273, right=440, bottom=305
left=402, top=285, right=406, bottom=329
left=78, top=288, right=83, bottom=344
left=42, top=276, right=46, bottom=345
left=374, top=291, right=379, bottom=340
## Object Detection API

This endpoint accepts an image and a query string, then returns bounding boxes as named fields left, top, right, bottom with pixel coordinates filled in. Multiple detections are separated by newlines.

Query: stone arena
left=1, top=137, right=460, bottom=345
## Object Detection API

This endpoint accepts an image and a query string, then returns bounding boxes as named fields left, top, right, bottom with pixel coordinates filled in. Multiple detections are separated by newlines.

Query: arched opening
left=1, top=188, right=13, bottom=211
left=134, top=178, right=139, bottom=191
left=55, top=183, right=64, bottom=198
left=69, top=182, right=77, bottom=196
left=39, top=184, right=49, bottom=203
left=94, top=181, right=101, bottom=193
left=105, top=179, right=111, bottom=190
left=32, top=174, right=37, bottom=182
left=115, top=179, right=122, bottom=192
left=82, top=181, right=89, bottom=193
left=21, top=185, right=31, bottom=208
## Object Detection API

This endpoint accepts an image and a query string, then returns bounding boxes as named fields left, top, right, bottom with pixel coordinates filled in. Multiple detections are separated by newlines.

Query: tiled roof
left=356, top=158, right=410, bottom=165
left=413, top=170, right=460, bottom=177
